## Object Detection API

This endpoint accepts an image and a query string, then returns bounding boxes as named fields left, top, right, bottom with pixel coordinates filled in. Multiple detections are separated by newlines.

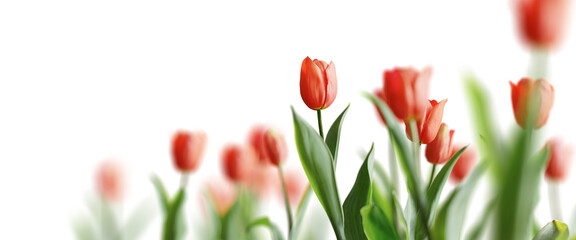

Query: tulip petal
left=420, top=99, right=447, bottom=144
left=300, top=57, right=326, bottom=110
left=323, top=61, right=338, bottom=109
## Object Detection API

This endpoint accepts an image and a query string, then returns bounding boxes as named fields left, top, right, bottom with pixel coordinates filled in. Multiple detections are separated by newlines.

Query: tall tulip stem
left=317, top=109, right=324, bottom=139
left=548, top=180, right=562, bottom=221
left=409, top=120, right=422, bottom=180
left=388, top=133, right=399, bottom=194
left=180, top=172, right=190, bottom=189
left=279, top=165, right=294, bottom=238
left=529, top=48, right=549, bottom=80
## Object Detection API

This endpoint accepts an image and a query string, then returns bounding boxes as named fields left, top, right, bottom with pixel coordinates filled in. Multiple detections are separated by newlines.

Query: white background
left=1, top=0, right=576, bottom=239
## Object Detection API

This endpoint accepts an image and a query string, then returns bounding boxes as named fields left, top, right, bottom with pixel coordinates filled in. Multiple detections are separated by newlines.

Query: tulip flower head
left=263, top=129, right=288, bottom=166
left=425, top=123, right=455, bottom=164
left=510, top=78, right=554, bottom=129
left=172, top=130, right=207, bottom=172
left=382, top=66, right=432, bottom=121
left=247, top=125, right=271, bottom=165
left=300, top=56, right=337, bottom=110
left=514, top=0, right=568, bottom=49
left=221, top=144, right=257, bottom=182
left=95, top=160, right=126, bottom=202
left=545, top=138, right=573, bottom=181
left=204, top=177, right=238, bottom=217
left=449, top=144, right=477, bottom=183
left=405, top=99, right=448, bottom=144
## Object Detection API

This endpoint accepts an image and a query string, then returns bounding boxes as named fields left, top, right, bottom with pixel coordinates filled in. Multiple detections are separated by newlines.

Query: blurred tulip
left=264, top=129, right=288, bottom=166
left=205, top=177, right=237, bottom=217
left=221, top=144, right=257, bottom=182
left=425, top=123, right=455, bottom=164
left=510, top=78, right=554, bottom=129
left=280, top=168, right=308, bottom=206
left=514, top=0, right=568, bottom=49
left=300, top=56, right=337, bottom=110
left=247, top=125, right=271, bottom=165
left=95, top=160, right=125, bottom=202
left=449, top=144, right=478, bottom=183
left=405, top=99, right=448, bottom=144
left=545, top=138, right=573, bottom=181
left=171, top=130, right=207, bottom=172
left=382, top=66, right=432, bottom=121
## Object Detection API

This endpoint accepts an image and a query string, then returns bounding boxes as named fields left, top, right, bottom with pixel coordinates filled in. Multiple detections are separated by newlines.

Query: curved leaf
left=162, top=189, right=186, bottom=240
left=533, top=220, right=569, bottom=240
left=151, top=175, right=170, bottom=213
left=427, top=146, right=468, bottom=218
left=326, top=104, right=350, bottom=165
left=361, top=205, right=400, bottom=240
left=247, top=217, right=285, bottom=240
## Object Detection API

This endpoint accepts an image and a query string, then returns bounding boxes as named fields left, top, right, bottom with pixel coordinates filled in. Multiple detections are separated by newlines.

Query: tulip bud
left=405, top=99, right=448, bottom=144
left=383, top=66, right=432, bottom=121
left=171, top=130, right=207, bottom=172
left=545, top=138, right=573, bottom=181
left=425, top=123, right=455, bottom=164
left=247, top=125, right=271, bottom=165
left=449, top=144, right=477, bottom=183
left=510, top=78, right=554, bottom=129
left=221, top=144, right=257, bottom=182
left=263, top=129, right=288, bottom=166
left=204, top=177, right=237, bottom=216
left=300, top=56, right=337, bottom=110
left=95, top=160, right=125, bottom=202
left=514, top=0, right=568, bottom=49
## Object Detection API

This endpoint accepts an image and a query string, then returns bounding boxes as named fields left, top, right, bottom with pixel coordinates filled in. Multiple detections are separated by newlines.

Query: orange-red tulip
left=264, top=129, right=288, bottom=166
left=95, top=160, right=125, bottom=202
left=382, top=66, right=432, bottom=121
left=425, top=123, right=455, bottom=164
left=545, top=138, right=573, bottom=181
left=221, top=144, right=257, bottom=182
left=204, top=177, right=237, bottom=216
left=405, top=99, right=448, bottom=144
left=514, top=0, right=568, bottom=49
left=300, top=56, right=337, bottom=110
left=510, top=78, right=554, bottom=129
left=247, top=125, right=271, bottom=165
left=449, top=144, right=477, bottom=183
left=172, top=130, right=207, bottom=172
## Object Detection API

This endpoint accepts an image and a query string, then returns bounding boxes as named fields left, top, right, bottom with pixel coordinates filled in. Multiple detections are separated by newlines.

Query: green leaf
left=343, top=143, right=375, bottom=240
left=291, top=187, right=312, bottom=240
left=71, top=216, right=97, bottom=240
left=291, top=107, right=345, bottom=240
left=247, top=217, right=285, bottom=240
left=361, top=205, right=400, bottom=240
left=162, top=189, right=186, bottom=240
left=124, top=198, right=156, bottom=240
left=326, top=104, right=350, bottom=165
left=533, top=220, right=569, bottom=240
left=151, top=174, right=170, bottom=213
left=466, top=197, right=496, bottom=240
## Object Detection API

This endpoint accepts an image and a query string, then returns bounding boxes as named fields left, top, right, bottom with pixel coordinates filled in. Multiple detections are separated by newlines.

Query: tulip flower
left=204, top=177, right=238, bottom=216
left=514, top=0, right=568, bottom=49
left=95, top=160, right=125, bottom=202
left=405, top=99, right=448, bottom=144
left=510, top=78, right=554, bottom=129
left=300, top=56, right=337, bottom=110
left=264, top=129, right=288, bottom=166
left=247, top=125, right=271, bottom=165
left=382, top=66, right=432, bottom=121
left=221, top=144, right=257, bottom=182
left=449, top=144, right=477, bottom=183
left=545, top=138, right=573, bottom=181
left=171, top=130, right=207, bottom=172
left=425, top=123, right=455, bottom=164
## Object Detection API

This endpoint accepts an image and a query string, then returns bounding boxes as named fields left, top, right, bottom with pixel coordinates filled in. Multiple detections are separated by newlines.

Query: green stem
left=548, top=180, right=562, bottom=221
left=388, top=133, right=399, bottom=194
left=529, top=48, right=549, bottom=80
left=279, top=165, right=294, bottom=239
left=408, top=120, right=422, bottom=181
left=427, top=164, right=437, bottom=190
left=317, top=109, right=324, bottom=139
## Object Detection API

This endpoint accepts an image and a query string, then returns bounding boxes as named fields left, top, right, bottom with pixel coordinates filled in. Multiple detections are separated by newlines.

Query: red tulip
left=425, top=123, right=455, bottom=164
left=545, top=138, right=573, bottom=181
left=405, top=99, right=448, bottom=144
left=247, top=125, right=271, bottom=165
left=264, top=129, right=288, bottom=166
left=382, top=66, right=432, bottom=121
left=221, top=144, right=257, bottom=182
left=95, top=160, right=125, bottom=202
left=450, top=144, right=477, bottom=183
left=204, top=177, right=237, bottom=216
left=300, top=56, right=337, bottom=110
left=171, top=130, right=207, bottom=172
left=514, top=0, right=568, bottom=49
left=510, top=78, right=554, bottom=129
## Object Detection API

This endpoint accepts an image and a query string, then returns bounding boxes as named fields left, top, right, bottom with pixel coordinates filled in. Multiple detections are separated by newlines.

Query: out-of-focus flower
left=247, top=166, right=279, bottom=198
left=300, top=56, right=337, bottom=110
left=510, top=78, right=554, bottom=129
left=221, top=144, right=257, bottom=182
left=279, top=168, right=308, bottom=206
left=204, top=177, right=237, bottom=216
left=382, top=66, right=432, bottom=121
left=514, top=0, right=568, bottom=49
left=425, top=123, right=455, bottom=164
left=171, top=130, right=207, bottom=172
left=405, top=99, right=448, bottom=144
left=96, top=160, right=125, bottom=202
left=264, top=129, right=288, bottom=166
left=449, top=144, right=478, bottom=183
left=545, top=137, right=573, bottom=181
left=247, top=125, right=271, bottom=165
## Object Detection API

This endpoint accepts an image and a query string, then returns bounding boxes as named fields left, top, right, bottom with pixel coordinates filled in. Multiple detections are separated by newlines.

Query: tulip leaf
left=71, top=216, right=97, bottom=240
left=343, top=143, right=375, bottom=240
left=290, top=187, right=312, bottom=240
left=246, top=217, right=285, bottom=240
left=124, top=198, right=156, bottom=240
left=372, top=162, right=407, bottom=239
left=361, top=204, right=400, bottom=240
left=151, top=175, right=170, bottom=213
left=291, top=107, right=345, bottom=240
left=533, top=220, right=569, bottom=240
left=426, top=146, right=468, bottom=218
left=162, top=189, right=186, bottom=240
left=466, top=197, right=496, bottom=240
left=326, top=104, right=350, bottom=165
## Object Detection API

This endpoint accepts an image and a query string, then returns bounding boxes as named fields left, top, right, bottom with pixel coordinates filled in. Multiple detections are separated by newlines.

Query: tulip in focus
left=96, top=160, right=126, bottom=202
left=510, top=78, right=554, bottom=129
left=545, top=138, right=573, bottom=181
left=405, top=99, right=448, bottom=144
left=449, top=144, right=478, bottom=183
left=514, top=0, right=568, bottom=49
left=382, top=66, right=432, bottom=121
left=221, top=144, right=257, bottom=182
left=263, top=129, right=288, bottom=166
left=425, top=123, right=455, bottom=164
left=172, top=130, right=207, bottom=172
left=247, top=125, right=271, bottom=165
left=205, top=177, right=238, bottom=216
left=300, top=56, right=337, bottom=110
